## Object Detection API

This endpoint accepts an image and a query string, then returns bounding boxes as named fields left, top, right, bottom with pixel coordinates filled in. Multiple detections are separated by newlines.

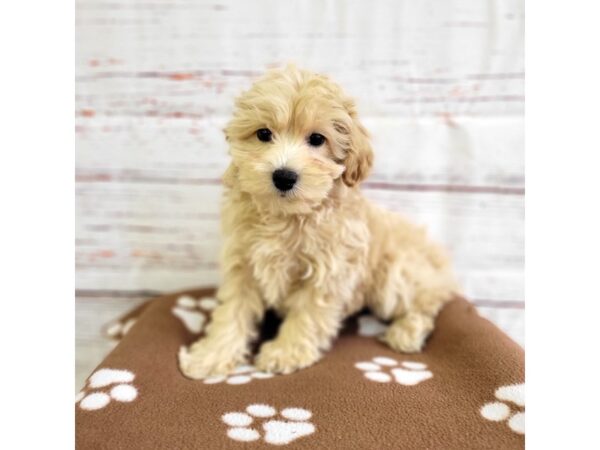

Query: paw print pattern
left=172, top=295, right=218, bottom=334
left=480, top=383, right=525, bottom=434
left=76, top=368, right=138, bottom=411
left=203, top=364, right=274, bottom=385
left=222, top=404, right=315, bottom=445
left=357, top=315, right=388, bottom=337
left=355, top=356, right=433, bottom=385
left=105, top=318, right=137, bottom=339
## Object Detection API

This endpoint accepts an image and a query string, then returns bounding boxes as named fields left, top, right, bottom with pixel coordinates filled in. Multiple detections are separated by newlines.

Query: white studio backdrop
left=76, top=0, right=524, bottom=386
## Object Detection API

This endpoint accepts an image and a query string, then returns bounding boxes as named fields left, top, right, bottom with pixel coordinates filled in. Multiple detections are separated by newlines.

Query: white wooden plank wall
left=76, top=0, right=524, bottom=388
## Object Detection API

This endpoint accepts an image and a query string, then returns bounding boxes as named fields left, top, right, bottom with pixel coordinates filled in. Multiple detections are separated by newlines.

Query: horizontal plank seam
left=76, top=71, right=525, bottom=82
left=75, top=173, right=524, bottom=195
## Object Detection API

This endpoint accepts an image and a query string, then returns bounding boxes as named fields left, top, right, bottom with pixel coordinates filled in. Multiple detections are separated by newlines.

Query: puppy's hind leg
left=380, top=311, right=435, bottom=353
left=378, top=273, right=457, bottom=353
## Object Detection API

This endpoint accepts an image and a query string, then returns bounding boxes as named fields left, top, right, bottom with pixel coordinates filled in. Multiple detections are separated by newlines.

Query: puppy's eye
left=256, top=128, right=273, bottom=142
left=308, top=133, right=326, bottom=147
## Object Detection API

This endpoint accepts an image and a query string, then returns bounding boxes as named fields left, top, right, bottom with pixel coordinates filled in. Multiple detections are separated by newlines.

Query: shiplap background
left=75, top=0, right=524, bottom=389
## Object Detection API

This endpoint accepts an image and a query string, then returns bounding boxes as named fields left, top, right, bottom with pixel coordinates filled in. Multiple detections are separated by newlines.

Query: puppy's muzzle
left=272, top=168, right=298, bottom=192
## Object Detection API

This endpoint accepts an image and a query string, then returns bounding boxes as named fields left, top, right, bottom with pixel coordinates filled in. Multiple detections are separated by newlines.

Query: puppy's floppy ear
left=341, top=103, right=374, bottom=187
left=222, top=163, right=238, bottom=188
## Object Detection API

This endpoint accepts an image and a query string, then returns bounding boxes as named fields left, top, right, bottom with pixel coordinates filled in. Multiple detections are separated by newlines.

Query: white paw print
left=222, top=404, right=315, bottom=445
left=355, top=356, right=433, bottom=385
left=105, top=317, right=137, bottom=339
left=480, top=383, right=525, bottom=434
left=172, top=295, right=218, bottom=333
left=76, top=368, right=138, bottom=411
left=357, top=315, right=387, bottom=337
left=203, top=364, right=275, bottom=385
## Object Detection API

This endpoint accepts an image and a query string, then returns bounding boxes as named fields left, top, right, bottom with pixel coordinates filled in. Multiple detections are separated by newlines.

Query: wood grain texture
left=75, top=0, right=524, bottom=386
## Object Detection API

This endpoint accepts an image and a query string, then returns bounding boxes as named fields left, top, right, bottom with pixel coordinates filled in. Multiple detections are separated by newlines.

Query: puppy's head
left=223, top=65, right=373, bottom=215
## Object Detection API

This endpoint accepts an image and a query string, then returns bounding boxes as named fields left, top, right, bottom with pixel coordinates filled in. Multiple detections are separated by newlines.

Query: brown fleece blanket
left=76, top=288, right=525, bottom=449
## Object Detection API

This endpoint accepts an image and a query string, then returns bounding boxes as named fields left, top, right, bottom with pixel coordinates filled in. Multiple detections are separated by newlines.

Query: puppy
left=179, top=65, right=459, bottom=379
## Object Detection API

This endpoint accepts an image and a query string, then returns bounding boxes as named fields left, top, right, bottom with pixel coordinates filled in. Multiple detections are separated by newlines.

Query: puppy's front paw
left=178, top=340, right=245, bottom=380
left=255, top=340, right=321, bottom=375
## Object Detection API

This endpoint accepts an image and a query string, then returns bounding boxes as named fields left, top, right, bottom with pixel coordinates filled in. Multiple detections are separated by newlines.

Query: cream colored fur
left=179, top=66, right=459, bottom=379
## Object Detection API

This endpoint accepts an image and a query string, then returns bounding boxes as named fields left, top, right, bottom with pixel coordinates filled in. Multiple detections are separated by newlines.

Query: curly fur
left=179, top=65, right=459, bottom=378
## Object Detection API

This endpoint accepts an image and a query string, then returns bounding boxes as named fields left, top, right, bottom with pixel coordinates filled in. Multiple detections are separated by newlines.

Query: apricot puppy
left=179, top=66, right=458, bottom=378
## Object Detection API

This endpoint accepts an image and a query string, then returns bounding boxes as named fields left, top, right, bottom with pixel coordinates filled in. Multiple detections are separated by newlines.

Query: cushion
left=76, top=288, right=524, bottom=449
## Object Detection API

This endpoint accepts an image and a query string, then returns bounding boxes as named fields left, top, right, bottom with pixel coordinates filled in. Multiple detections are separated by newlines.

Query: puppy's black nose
left=272, top=169, right=298, bottom=192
